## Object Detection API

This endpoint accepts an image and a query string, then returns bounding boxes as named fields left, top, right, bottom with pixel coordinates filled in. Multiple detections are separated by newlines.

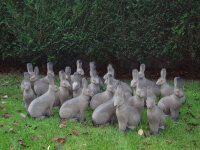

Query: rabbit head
left=156, top=68, right=167, bottom=85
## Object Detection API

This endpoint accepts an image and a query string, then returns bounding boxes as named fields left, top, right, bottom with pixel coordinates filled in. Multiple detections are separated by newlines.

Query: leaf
left=9, top=128, right=15, bottom=133
left=2, top=95, right=8, bottom=99
left=59, top=124, right=66, bottom=128
left=10, top=146, right=13, bottom=150
left=0, top=125, right=3, bottom=128
left=20, top=113, right=26, bottom=118
left=138, top=129, right=143, bottom=136
left=166, top=140, right=172, bottom=145
left=17, top=110, right=22, bottom=113
left=2, top=113, right=10, bottom=118
left=31, top=136, right=35, bottom=140
left=60, top=120, right=66, bottom=124
left=143, top=132, right=147, bottom=138
left=72, top=129, right=79, bottom=136
left=13, top=120, right=18, bottom=125
left=197, top=116, right=200, bottom=119
left=37, top=135, right=42, bottom=139
left=52, top=137, right=67, bottom=144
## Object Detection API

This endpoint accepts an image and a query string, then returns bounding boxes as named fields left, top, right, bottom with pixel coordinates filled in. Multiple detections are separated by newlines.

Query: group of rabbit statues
left=21, top=60, right=185, bottom=134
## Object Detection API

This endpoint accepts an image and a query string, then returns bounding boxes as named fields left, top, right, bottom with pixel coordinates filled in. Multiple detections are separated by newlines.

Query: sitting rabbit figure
left=103, top=64, right=115, bottom=84
left=72, top=72, right=83, bottom=97
left=88, top=68, right=101, bottom=95
left=90, top=61, right=103, bottom=88
left=23, top=72, right=36, bottom=111
left=28, top=73, right=57, bottom=120
left=138, top=64, right=160, bottom=96
left=158, top=77, right=185, bottom=121
left=59, top=78, right=94, bottom=122
left=76, top=59, right=84, bottom=77
left=114, top=83, right=141, bottom=132
left=90, top=74, right=115, bottom=110
left=65, top=66, right=72, bottom=84
left=21, top=63, right=35, bottom=92
left=156, top=68, right=174, bottom=97
left=130, top=69, right=139, bottom=94
left=58, top=70, right=72, bottom=105
left=31, top=66, right=49, bottom=97
left=127, top=77, right=146, bottom=116
left=146, top=86, right=166, bottom=135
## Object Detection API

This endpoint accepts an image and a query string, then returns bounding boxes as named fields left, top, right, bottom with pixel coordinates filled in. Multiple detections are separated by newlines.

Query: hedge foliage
left=0, top=0, right=200, bottom=66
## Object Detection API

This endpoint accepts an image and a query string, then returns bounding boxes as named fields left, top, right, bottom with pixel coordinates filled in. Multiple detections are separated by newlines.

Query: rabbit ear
left=34, top=66, right=39, bottom=75
left=27, top=63, right=33, bottom=73
left=90, top=61, right=96, bottom=70
left=82, top=78, right=88, bottom=88
left=65, top=66, right=71, bottom=75
left=47, top=62, right=53, bottom=72
left=161, top=68, right=166, bottom=79
left=140, top=64, right=145, bottom=73
left=59, top=70, right=65, bottom=80
left=174, top=77, right=181, bottom=89
left=132, top=69, right=138, bottom=79
left=77, top=60, right=82, bottom=67
left=24, top=72, right=30, bottom=81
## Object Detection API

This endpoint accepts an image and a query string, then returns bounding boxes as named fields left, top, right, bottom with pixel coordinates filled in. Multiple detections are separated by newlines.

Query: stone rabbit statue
left=138, top=64, right=160, bottom=96
left=58, top=70, right=72, bottom=105
left=114, top=83, right=141, bottom=132
left=89, top=61, right=103, bottom=88
left=28, top=73, right=57, bottom=120
left=146, top=86, right=166, bottom=135
left=71, top=72, right=82, bottom=97
left=90, top=74, right=116, bottom=110
left=65, top=66, right=72, bottom=84
left=31, top=66, right=49, bottom=97
left=59, top=78, right=94, bottom=122
left=21, top=63, right=35, bottom=92
left=23, top=72, right=36, bottom=111
left=130, top=69, right=139, bottom=94
left=156, top=68, right=174, bottom=97
left=127, top=77, right=146, bottom=116
left=76, top=59, right=84, bottom=76
left=88, top=68, right=101, bottom=96
left=158, top=77, right=185, bottom=121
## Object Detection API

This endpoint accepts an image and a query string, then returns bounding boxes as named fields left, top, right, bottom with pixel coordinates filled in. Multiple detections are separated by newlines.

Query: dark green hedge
left=0, top=0, right=200, bottom=66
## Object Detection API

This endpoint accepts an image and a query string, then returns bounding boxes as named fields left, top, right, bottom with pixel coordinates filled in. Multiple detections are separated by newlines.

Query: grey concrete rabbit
left=71, top=72, right=82, bottom=97
left=31, top=66, right=49, bottom=97
left=156, top=68, right=174, bottom=97
left=90, top=74, right=115, bottom=110
left=139, top=64, right=160, bottom=96
left=23, top=72, right=36, bottom=111
left=58, top=70, right=72, bottom=105
left=114, top=83, right=141, bottom=132
left=146, top=86, right=166, bottom=135
left=59, top=78, right=93, bottom=122
left=158, top=77, right=185, bottom=121
left=28, top=73, right=56, bottom=120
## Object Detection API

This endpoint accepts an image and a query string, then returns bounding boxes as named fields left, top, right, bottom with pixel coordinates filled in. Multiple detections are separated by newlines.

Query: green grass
left=0, top=73, right=200, bottom=150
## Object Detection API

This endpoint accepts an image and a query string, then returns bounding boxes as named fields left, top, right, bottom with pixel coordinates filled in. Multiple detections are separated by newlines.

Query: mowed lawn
left=0, top=73, right=200, bottom=150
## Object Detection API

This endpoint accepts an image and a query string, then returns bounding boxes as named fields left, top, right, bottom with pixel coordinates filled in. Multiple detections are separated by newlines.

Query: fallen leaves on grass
left=10, top=146, right=13, bottom=150
left=2, top=95, right=8, bottom=99
left=0, top=105, right=6, bottom=111
left=186, top=112, right=195, bottom=118
left=31, top=136, right=35, bottom=141
left=166, top=140, right=172, bottom=145
left=192, top=140, right=197, bottom=146
left=17, top=110, right=22, bottom=113
left=72, top=129, right=79, bottom=136
left=188, top=104, right=192, bottom=109
left=2, top=113, right=10, bottom=118
left=20, top=113, right=26, bottom=118
left=0, top=125, right=3, bottom=128
left=9, top=128, right=15, bottom=133
left=52, top=137, right=67, bottom=143
left=197, top=116, right=200, bottom=119
left=138, top=129, right=143, bottom=136
left=37, top=135, right=42, bottom=139
left=59, top=124, right=66, bottom=128
left=18, top=139, right=30, bottom=148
